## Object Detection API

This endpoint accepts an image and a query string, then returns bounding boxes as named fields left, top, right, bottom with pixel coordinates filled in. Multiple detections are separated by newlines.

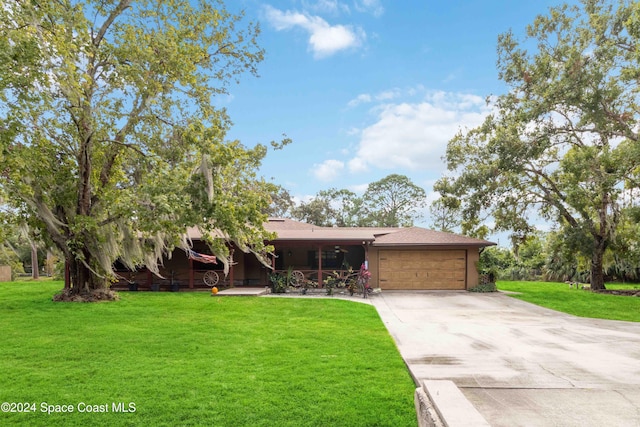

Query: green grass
left=497, top=281, right=640, bottom=322
left=0, top=281, right=417, bottom=426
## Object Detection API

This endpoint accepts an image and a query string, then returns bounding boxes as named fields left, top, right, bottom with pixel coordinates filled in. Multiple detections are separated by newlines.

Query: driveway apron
left=372, top=291, right=640, bottom=427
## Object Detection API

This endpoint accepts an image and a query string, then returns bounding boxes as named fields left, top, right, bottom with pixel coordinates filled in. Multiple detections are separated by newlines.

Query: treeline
left=479, top=230, right=640, bottom=284
left=268, top=174, right=428, bottom=227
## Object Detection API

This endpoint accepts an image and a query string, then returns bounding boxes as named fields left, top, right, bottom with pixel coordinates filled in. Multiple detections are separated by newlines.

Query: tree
left=363, top=174, right=427, bottom=227
left=291, top=188, right=366, bottom=227
left=291, top=196, right=334, bottom=227
left=318, top=188, right=366, bottom=227
left=429, top=180, right=462, bottom=232
left=436, top=0, right=640, bottom=290
left=265, top=185, right=295, bottom=218
left=0, top=214, right=26, bottom=280
left=0, top=0, right=276, bottom=297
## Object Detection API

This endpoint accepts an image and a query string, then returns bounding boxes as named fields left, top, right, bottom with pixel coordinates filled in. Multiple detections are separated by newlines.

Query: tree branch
left=93, top=0, right=131, bottom=48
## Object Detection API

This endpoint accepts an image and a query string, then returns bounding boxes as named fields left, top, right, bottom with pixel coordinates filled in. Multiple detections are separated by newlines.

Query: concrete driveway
left=372, top=291, right=640, bottom=427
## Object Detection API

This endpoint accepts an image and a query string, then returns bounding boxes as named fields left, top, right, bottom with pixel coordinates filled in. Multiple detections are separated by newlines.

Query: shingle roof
left=371, top=227, right=495, bottom=247
left=265, top=218, right=495, bottom=247
left=184, top=219, right=494, bottom=247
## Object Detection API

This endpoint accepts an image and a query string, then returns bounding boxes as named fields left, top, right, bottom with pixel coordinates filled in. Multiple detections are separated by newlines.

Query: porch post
left=147, top=269, right=152, bottom=289
left=229, top=249, right=234, bottom=287
left=189, top=258, right=194, bottom=289
left=364, top=242, right=369, bottom=268
left=317, top=245, right=323, bottom=288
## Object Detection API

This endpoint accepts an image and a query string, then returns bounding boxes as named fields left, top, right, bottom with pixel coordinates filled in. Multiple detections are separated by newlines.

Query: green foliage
left=468, top=283, right=497, bottom=293
left=479, top=247, right=514, bottom=278
left=0, top=217, right=29, bottom=279
left=0, top=0, right=278, bottom=293
left=268, top=270, right=290, bottom=294
left=290, top=174, right=427, bottom=227
left=0, top=281, right=417, bottom=426
left=363, top=174, right=427, bottom=227
left=436, top=0, right=640, bottom=290
left=429, top=188, right=461, bottom=232
left=480, top=229, right=640, bottom=285
left=264, top=185, right=295, bottom=218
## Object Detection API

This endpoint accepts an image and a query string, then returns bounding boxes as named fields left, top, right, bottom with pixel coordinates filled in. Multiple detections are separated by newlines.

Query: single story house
left=112, top=218, right=495, bottom=291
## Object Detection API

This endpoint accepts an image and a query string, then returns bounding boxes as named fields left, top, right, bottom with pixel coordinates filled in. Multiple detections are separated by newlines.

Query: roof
left=184, top=218, right=495, bottom=247
left=370, top=227, right=495, bottom=247
left=265, top=218, right=397, bottom=242
left=265, top=218, right=495, bottom=247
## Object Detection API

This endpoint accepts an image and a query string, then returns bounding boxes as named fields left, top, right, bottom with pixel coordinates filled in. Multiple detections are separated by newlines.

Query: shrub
left=468, top=283, right=497, bottom=293
left=268, top=271, right=289, bottom=294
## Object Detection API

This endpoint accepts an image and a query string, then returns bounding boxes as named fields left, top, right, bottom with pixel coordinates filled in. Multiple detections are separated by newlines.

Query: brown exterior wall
left=466, top=249, right=481, bottom=288
left=367, top=246, right=381, bottom=288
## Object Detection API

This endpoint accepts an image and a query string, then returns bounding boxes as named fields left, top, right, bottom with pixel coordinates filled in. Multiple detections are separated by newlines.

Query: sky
left=219, top=0, right=570, bottom=237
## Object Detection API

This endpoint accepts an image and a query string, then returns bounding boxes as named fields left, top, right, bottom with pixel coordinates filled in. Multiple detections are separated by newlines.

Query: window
left=308, top=250, right=341, bottom=268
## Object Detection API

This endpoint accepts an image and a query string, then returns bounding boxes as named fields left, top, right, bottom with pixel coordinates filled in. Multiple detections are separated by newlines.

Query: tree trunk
left=590, top=238, right=607, bottom=290
left=31, top=242, right=39, bottom=280
left=67, top=252, right=107, bottom=294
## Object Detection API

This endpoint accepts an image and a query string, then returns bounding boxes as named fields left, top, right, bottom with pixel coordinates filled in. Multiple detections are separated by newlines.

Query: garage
left=378, top=249, right=467, bottom=290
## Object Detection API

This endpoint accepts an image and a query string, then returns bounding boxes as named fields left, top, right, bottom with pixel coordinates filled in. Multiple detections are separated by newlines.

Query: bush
left=268, top=271, right=289, bottom=294
left=468, top=283, right=497, bottom=293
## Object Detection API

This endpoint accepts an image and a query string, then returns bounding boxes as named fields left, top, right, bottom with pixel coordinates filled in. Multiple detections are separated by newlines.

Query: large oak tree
left=0, top=0, right=278, bottom=296
left=435, top=0, right=640, bottom=290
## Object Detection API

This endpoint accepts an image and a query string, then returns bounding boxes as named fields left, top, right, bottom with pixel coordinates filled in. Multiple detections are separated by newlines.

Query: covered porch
left=268, top=241, right=370, bottom=287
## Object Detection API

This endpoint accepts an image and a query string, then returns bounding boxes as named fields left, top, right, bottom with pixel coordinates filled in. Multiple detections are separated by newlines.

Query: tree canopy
left=434, top=0, right=640, bottom=290
left=287, top=174, right=427, bottom=227
left=0, top=0, right=277, bottom=295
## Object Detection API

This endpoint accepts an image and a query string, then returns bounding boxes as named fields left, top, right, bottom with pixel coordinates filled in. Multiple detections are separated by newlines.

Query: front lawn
left=0, top=281, right=417, bottom=426
left=498, top=281, right=640, bottom=322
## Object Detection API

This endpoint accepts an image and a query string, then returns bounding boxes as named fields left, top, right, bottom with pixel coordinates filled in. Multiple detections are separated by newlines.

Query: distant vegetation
left=479, top=232, right=640, bottom=287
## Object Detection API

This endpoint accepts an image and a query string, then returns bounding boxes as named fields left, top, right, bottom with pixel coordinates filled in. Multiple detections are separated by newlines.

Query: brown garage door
left=378, top=250, right=467, bottom=290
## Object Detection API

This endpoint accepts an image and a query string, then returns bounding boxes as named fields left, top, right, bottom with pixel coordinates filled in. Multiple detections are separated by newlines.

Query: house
left=112, top=218, right=495, bottom=291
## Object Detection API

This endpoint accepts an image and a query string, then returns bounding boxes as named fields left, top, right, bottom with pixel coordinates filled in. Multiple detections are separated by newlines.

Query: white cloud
left=347, top=87, right=411, bottom=108
left=348, top=183, right=369, bottom=194
left=354, top=0, right=384, bottom=17
left=375, top=89, right=401, bottom=101
left=347, top=93, right=372, bottom=107
left=347, top=91, right=490, bottom=174
left=347, top=156, right=368, bottom=173
left=312, top=159, right=345, bottom=181
left=302, top=0, right=350, bottom=15
left=264, top=5, right=365, bottom=59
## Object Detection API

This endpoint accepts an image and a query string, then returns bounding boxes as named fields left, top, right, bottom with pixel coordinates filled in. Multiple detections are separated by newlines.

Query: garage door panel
left=378, top=250, right=467, bottom=290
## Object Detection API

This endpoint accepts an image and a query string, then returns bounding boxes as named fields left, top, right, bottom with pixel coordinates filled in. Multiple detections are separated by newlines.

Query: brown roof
left=371, top=227, right=495, bottom=247
left=266, top=219, right=495, bottom=247
left=185, top=218, right=495, bottom=247
left=265, top=218, right=317, bottom=231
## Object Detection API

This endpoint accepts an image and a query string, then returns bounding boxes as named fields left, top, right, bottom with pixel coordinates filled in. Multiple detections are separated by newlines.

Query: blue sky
left=221, top=0, right=567, bottom=233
